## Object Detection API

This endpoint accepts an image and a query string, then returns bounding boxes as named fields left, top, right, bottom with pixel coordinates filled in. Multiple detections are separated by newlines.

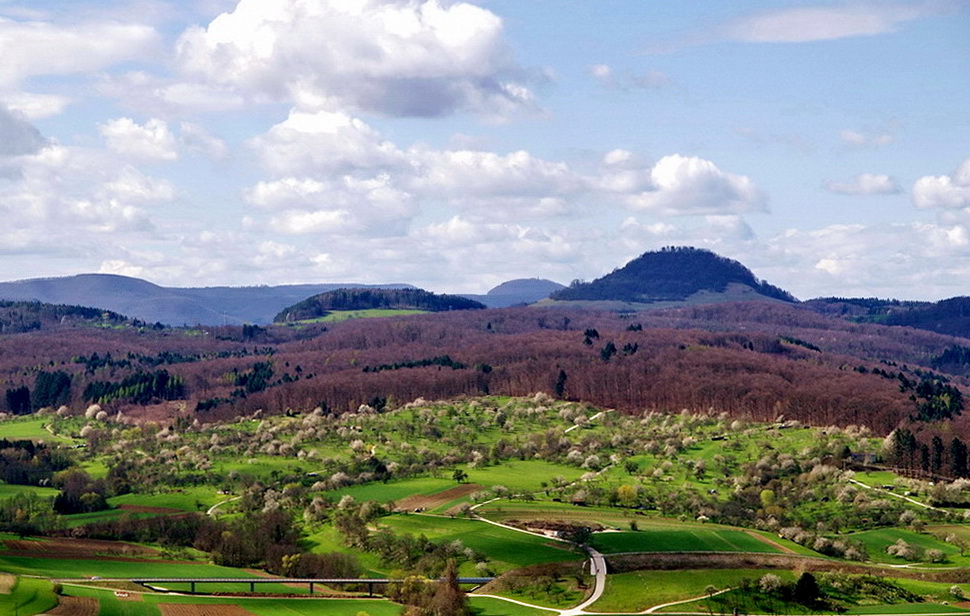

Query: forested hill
left=551, top=247, right=796, bottom=304
left=882, top=297, right=970, bottom=338
left=0, top=300, right=131, bottom=334
left=274, top=288, right=486, bottom=322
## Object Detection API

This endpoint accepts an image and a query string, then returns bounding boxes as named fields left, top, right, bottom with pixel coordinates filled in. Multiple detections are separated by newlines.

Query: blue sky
left=0, top=0, right=967, bottom=300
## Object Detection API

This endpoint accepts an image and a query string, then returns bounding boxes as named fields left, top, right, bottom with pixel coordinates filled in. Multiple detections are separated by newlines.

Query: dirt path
left=742, top=530, right=796, bottom=554
left=159, top=604, right=256, bottom=616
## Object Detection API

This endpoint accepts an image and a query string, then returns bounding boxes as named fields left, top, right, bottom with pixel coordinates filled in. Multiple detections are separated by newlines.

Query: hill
left=462, top=278, right=566, bottom=308
left=0, top=300, right=132, bottom=334
left=273, top=287, right=487, bottom=322
left=0, top=274, right=413, bottom=326
left=550, top=247, right=796, bottom=305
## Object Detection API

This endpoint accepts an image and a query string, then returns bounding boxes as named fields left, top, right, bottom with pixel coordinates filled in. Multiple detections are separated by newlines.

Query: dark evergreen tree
left=951, top=437, right=969, bottom=478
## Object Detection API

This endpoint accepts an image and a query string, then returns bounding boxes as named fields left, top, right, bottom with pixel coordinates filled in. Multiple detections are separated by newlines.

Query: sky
left=0, top=0, right=968, bottom=300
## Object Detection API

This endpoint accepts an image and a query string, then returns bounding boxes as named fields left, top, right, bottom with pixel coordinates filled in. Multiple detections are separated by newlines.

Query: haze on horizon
left=0, top=0, right=967, bottom=301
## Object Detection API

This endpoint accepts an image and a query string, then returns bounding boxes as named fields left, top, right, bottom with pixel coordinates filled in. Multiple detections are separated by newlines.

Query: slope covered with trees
left=552, top=247, right=796, bottom=304
left=274, top=287, right=486, bottom=322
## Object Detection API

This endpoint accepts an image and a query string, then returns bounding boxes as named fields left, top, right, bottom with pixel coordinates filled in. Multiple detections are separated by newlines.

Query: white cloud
left=651, top=1, right=955, bottom=52
left=913, top=158, right=970, bottom=209
left=840, top=129, right=894, bottom=148
left=99, top=117, right=178, bottom=161
left=250, top=109, right=405, bottom=175
left=719, top=3, right=946, bottom=43
left=1, top=92, right=71, bottom=120
left=0, top=145, right=158, bottom=239
left=179, top=122, right=229, bottom=160
left=175, top=0, right=535, bottom=117
left=589, top=63, right=671, bottom=90
left=246, top=174, right=415, bottom=236
left=0, top=104, right=46, bottom=158
left=825, top=173, right=900, bottom=195
left=624, top=154, right=766, bottom=216
left=0, top=17, right=158, bottom=87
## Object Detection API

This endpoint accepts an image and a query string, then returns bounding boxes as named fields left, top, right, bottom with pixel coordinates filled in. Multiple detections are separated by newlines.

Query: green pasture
left=65, top=585, right=403, bottom=616
left=0, top=576, right=57, bottom=616
left=590, top=527, right=784, bottom=555
left=847, top=528, right=967, bottom=565
left=0, top=417, right=79, bottom=444
left=0, top=555, right=262, bottom=580
left=296, top=309, right=428, bottom=324
left=469, top=595, right=557, bottom=615
left=321, top=476, right=456, bottom=504
left=593, top=568, right=792, bottom=613
left=109, top=486, right=223, bottom=511
left=477, top=500, right=656, bottom=528
left=302, top=525, right=386, bottom=576
left=0, top=482, right=58, bottom=500
left=212, top=454, right=309, bottom=479
left=61, top=509, right=161, bottom=528
left=378, top=514, right=581, bottom=571
left=852, top=470, right=903, bottom=488
left=457, top=460, right=587, bottom=493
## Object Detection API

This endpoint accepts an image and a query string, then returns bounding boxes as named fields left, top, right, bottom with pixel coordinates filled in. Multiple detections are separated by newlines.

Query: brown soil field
left=43, top=596, right=98, bottom=616
left=4, top=538, right=159, bottom=558
left=159, top=604, right=256, bottom=616
left=394, top=483, right=481, bottom=512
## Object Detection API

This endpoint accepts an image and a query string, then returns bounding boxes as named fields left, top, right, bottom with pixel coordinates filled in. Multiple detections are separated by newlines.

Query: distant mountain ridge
left=550, top=247, right=796, bottom=305
left=0, top=274, right=414, bottom=326
left=460, top=278, right=566, bottom=307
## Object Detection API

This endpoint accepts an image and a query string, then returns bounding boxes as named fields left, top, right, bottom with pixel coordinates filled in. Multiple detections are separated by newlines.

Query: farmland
left=5, top=395, right=970, bottom=615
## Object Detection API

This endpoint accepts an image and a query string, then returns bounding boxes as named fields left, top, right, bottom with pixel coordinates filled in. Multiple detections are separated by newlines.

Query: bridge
left=58, top=576, right=495, bottom=596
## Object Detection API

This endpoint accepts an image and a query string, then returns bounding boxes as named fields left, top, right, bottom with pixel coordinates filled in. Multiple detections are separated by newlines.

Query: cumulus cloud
left=175, top=0, right=535, bottom=117
left=246, top=174, right=415, bottom=236
left=0, top=145, right=159, bottom=239
left=624, top=154, right=766, bottom=216
left=825, top=173, right=901, bottom=195
left=99, top=117, right=178, bottom=161
left=913, top=159, right=970, bottom=209
left=0, top=17, right=158, bottom=87
left=250, top=109, right=405, bottom=175
left=0, top=104, right=47, bottom=157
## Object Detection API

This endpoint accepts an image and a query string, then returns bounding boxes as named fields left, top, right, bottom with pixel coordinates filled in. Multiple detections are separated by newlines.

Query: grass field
left=590, top=527, right=785, bottom=555
left=455, top=460, right=586, bottom=494
left=0, top=482, right=59, bottom=500
left=0, top=555, right=264, bottom=580
left=0, top=576, right=57, bottom=616
left=0, top=417, right=79, bottom=444
left=321, top=476, right=457, bottom=504
left=592, top=568, right=792, bottom=613
left=296, top=309, right=428, bottom=324
left=109, top=486, right=223, bottom=511
left=65, top=585, right=404, bottom=616
left=847, top=528, right=968, bottom=565
left=378, top=514, right=581, bottom=571
left=469, top=595, right=558, bottom=615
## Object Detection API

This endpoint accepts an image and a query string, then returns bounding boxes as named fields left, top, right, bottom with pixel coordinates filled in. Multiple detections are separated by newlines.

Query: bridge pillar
left=309, top=582, right=314, bottom=594
left=368, top=581, right=374, bottom=597
left=190, top=582, right=195, bottom=593
left=250, top=581, right=255, bottom=593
